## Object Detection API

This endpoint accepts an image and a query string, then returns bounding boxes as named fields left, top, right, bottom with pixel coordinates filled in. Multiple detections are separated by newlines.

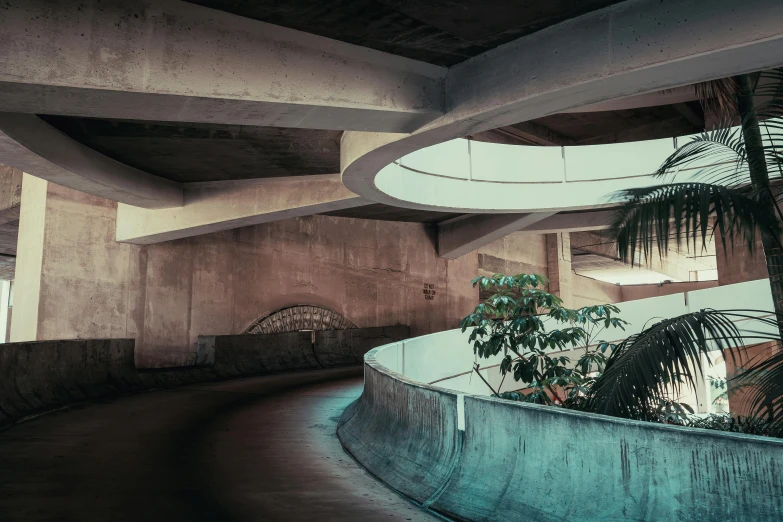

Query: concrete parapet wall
left=0, top=326, right=409, bottom=429
left=0, top=339, right=186, bottom=428
left=340, top=338, right=783, bottom=521
left=337, top=353, right=461, bottom=505
left=432, top=396, right=783, bottom=521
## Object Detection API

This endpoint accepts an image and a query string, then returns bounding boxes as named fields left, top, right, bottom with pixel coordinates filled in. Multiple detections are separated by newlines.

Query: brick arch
left=244, top=305, right=356, bottom=334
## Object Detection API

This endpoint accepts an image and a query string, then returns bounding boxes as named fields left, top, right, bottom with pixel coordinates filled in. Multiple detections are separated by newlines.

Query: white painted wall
left=373, top=279, right=776, bottom=405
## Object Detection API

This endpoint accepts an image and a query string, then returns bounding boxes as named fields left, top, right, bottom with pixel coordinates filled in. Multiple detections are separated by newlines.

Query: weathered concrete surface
left=0, top=0, right=444, bottom=131
left=206, top=331, right=318, bottom=377
left=0, top=326, right=406, bottom=429
left=0, top=368, right=438, bottom=521
left=0, top=164, right=22, bottom=279
left=315, top=325, right=410, bottom=367
left=198, top=325, right=410, bottom=377
left=547, top=233, right=573, bottom=307
left=341, top=0, right=783, bottom=210
left=16, top=183, right=477, bottom=368
left=437, top=212, right=556, bottom=259
left=0, top=114, right=183, bottom=208
left=115, top=175, right=367, bottom=244
left=715, top=232, right=769, bottom=286
left=430, top=395, right=783, bottom=521
left=338, top=353, right=461, bottom=506
left=0, top=338, right=201, bottom=428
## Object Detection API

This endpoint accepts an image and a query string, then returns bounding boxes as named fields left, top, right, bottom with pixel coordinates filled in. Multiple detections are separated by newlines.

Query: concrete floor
left=0, top=367, right=437, bottom=521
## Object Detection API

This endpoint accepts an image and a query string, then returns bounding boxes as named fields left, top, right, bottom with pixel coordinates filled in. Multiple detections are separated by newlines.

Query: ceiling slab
left=41, top=116, right=342, bottom=183
left=185, top=0, right=626, bottom=66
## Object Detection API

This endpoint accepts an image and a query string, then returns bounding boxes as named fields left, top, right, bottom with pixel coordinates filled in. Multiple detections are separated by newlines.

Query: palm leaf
left=694, top=76, right=738, bottom=119
left=652, top=126, right=748, bottom=188
left=610, top=183, right=777, bottom=265
left=588, top=310, right=772, bottom=419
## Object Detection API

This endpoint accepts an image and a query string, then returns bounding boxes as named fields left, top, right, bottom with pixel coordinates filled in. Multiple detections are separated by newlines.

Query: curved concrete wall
left=0, top=325, right=409, bottom=429
left=340, top=334, right=783, bottom=521
left=0, top=339, right=211, bottom=429
left=432, top=396, right=783, bottom=521
left=337, top=352, right=462, bottom=505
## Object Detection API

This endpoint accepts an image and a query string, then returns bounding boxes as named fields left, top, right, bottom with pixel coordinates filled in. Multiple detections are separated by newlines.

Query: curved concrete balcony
left=374, top=136, right=681, bottom=213
left=337, top=279, right=783, bottom=521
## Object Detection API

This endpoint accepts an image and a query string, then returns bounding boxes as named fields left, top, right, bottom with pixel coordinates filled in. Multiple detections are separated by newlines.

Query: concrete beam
left=116, top=175, right=369, bottom=244
left=571, top=230, right=713, bottom=282
left=517, top=210, right=613, bottom=234
left=470, top=121, right=576, bottom=146
left=0, top=0, right=445, bottom=133
left=445, top=0, right=783, bottom=135
left=0, top=113, right=183, bottom=209
left=438, top=212, right=556, bottom=259
left=342, top=0, right=783, bottom=208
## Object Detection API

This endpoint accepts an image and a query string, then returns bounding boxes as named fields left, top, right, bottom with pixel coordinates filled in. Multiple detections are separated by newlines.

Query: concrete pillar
left=714, top=231, right=768, bottom=286
left=0, top=280, right=10, bottom=343
left=10, top=174, right=47, bottom=342
left=547, top=233, right=572, bottom=308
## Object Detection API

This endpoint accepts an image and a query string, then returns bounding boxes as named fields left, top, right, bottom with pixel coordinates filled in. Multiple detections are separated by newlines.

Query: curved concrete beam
left=0, top=113, right=183, bottom=209
left=341, top=0, right=783, bottom=211
left=0, top=0, right=445, bottom=133
left=116, top=175, right=367, bottom=244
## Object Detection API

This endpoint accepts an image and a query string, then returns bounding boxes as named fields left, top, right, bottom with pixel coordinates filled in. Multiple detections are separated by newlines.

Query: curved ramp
left=0, top=367, right=437, bottom=522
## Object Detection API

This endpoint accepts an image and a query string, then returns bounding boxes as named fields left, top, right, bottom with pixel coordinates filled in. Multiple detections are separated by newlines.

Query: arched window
left=245, top=305, right=356, bottom=334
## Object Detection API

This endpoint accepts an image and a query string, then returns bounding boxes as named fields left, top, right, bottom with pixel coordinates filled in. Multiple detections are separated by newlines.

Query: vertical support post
left=547, top=233, right=573, bottom=308
left=0, top=280, right=10, bottom=343
left=10, top=174, right=48, bottom=342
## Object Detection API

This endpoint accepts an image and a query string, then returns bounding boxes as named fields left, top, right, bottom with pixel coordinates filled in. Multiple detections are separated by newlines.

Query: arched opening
left=244, top=305, right=356, bottom=334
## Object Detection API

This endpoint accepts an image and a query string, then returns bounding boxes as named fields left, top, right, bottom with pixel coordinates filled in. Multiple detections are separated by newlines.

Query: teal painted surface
left=341, top=345, right=783, bottom=521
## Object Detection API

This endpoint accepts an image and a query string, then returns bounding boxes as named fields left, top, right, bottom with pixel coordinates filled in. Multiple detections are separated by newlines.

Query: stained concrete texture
left=341, top=345, right=783, bottom=521
left=338, top=362, right=462, bottom=507
left=0, top=327, right=407, bottom=429
left=17, top=183, right=477, bottom=368
left=0, top=367, right=437, bottom=522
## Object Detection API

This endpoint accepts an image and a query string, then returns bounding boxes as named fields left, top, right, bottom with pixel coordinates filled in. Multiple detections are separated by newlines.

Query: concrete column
left=10, top=174, right=47, bottom=342
left=547, top=233, right=573, bottom=308
left=714, top=230, right=768, bottom=286
left=0, top=280, right=11, bottom=343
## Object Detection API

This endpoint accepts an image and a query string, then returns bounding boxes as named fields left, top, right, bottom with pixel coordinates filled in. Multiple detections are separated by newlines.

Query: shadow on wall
left=0, top=325, right=408, bottom=429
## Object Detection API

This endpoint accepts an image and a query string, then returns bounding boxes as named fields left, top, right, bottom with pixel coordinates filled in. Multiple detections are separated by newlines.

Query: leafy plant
left=460, top=273, right=626, bottom=409
left=610, top=69, right=783, bottom=332
left=684, top=414, right=783, bottom=438
left=600, top=68, right=783, bottom=429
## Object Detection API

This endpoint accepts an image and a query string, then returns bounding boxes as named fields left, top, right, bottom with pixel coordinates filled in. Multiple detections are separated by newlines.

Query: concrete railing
left=338, top=282, right=783, bottom=521
left=0, top=325, right=409, bottom=429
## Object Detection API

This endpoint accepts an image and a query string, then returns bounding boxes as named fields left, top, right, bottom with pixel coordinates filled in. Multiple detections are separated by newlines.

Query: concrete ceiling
left=472, top=102, right=705, bottom=146
left=40, top=99, right=708, bottom=186
left=41, top=116, right=341, bottom=183
left=184, top=0, right=627, bottom=66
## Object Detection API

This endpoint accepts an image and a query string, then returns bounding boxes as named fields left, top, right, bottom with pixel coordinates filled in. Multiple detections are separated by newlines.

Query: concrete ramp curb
left=0, top=340, right=148, bottom=427
left=0, top=325, right=409, bottom=430
left=342, top=336, right=783, bottom=522
left=337, top=351, right=462, bottom=505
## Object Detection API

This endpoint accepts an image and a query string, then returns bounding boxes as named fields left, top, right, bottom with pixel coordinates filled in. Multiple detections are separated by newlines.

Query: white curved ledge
left=340, top=0, right=783, bottom=212
left=0, top=113, right=183, bottom=209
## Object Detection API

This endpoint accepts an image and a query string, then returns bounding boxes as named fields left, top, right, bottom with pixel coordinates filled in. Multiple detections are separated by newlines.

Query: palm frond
left=587, top=310, right=768, bottom=419
left=610, top=183, right=776, bottom=264
left=652, top=126, right=752, bottom=190
left=694, top=77, right=738, bottom=120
